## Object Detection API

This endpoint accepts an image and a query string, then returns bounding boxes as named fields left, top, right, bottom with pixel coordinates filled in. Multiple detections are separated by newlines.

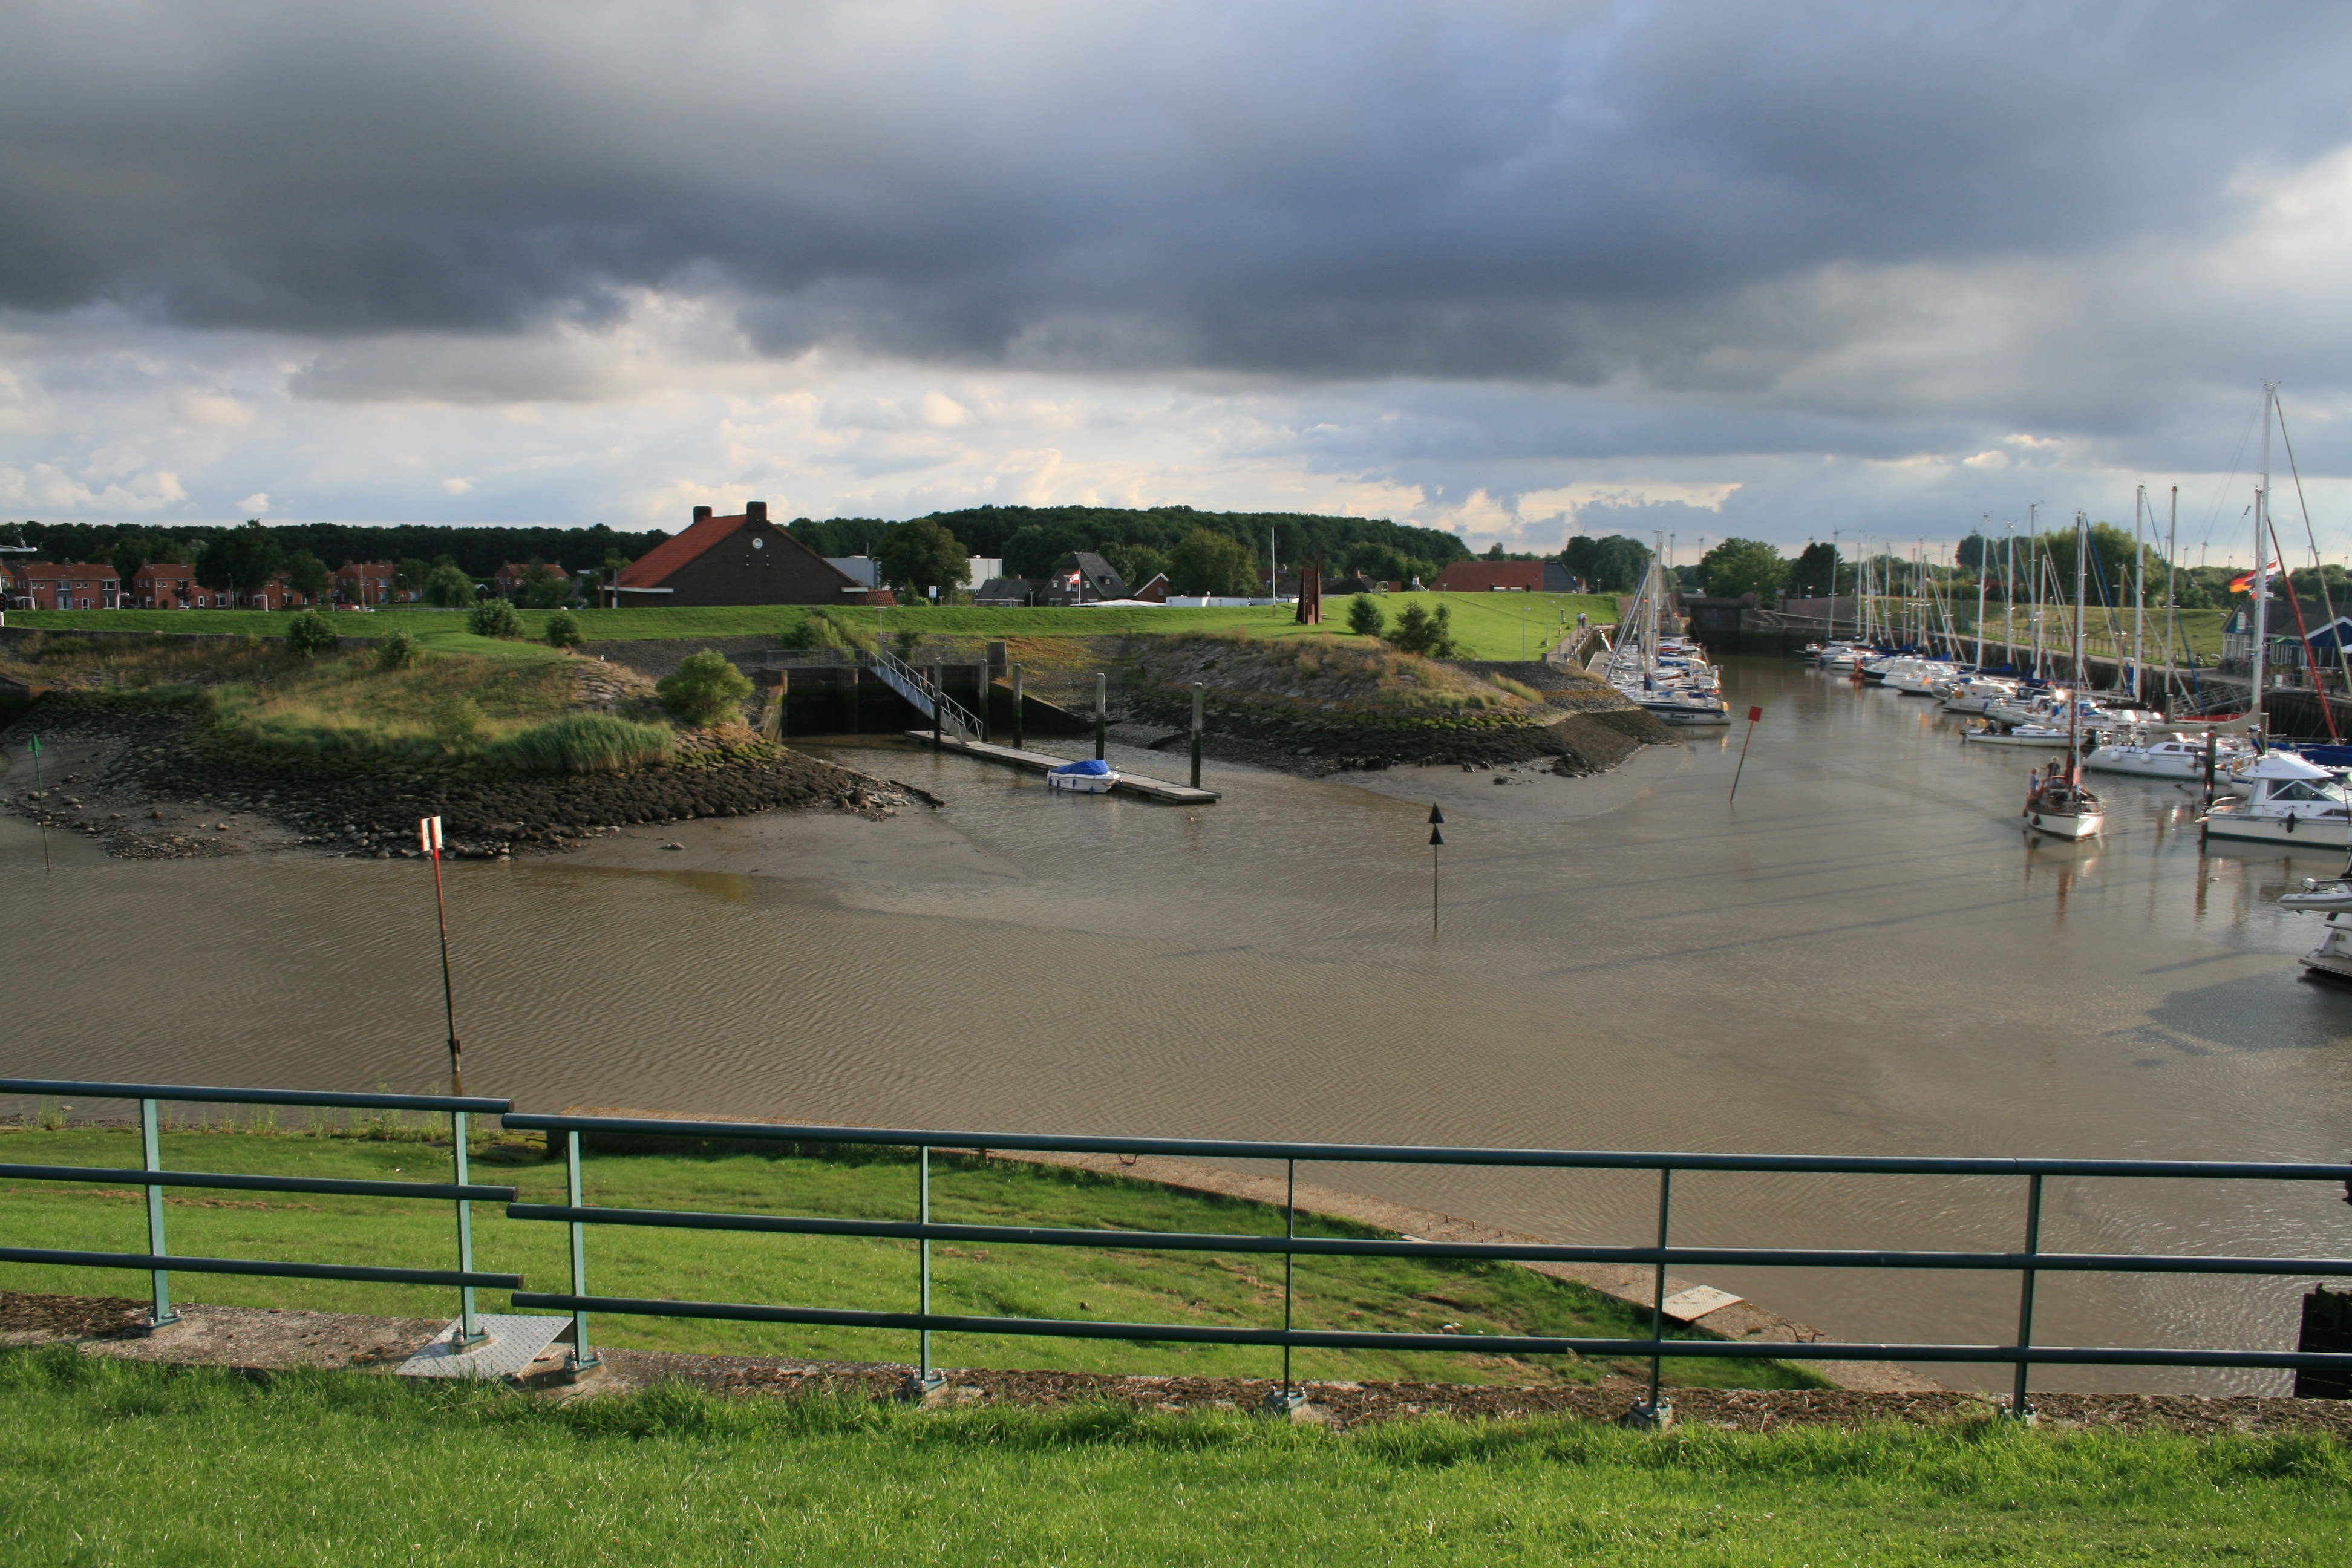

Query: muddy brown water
left=5, top=658, right=2351, bottom=1394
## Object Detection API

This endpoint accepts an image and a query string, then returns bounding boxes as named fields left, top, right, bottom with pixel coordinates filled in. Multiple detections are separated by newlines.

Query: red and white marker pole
left=419, top=815, right=462, bottom=1095
left=1728, top=705, right=1763, bottom=803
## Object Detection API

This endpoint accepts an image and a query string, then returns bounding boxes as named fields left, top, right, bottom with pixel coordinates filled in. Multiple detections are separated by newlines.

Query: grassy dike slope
left=8, top=591, right=1619, bottom=662
left=0, top=1126, right=1811, bottom=1390
left=4, top=1350, right=2346, bottom=1566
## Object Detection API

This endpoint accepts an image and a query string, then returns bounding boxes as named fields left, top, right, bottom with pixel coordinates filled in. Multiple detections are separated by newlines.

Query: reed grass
left=488, top=711, right=673, bottom=773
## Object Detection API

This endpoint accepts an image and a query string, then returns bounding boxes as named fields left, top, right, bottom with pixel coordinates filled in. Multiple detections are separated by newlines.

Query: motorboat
left=2086, top=732, right=2249, bottom=782
left=2279, top=878, right=2352, bottom=913
left=1885, top=661, right=1961, bottom=696
left=1047, top=758, right=1120, bottom=794
left=2198, top=752, right=2352, bottom=846
left=1940, top=676, right=2019, bottom=716
left=2297, top=915, right=2352, bottom=982
left=2022, top=762, right=2105, bottom=840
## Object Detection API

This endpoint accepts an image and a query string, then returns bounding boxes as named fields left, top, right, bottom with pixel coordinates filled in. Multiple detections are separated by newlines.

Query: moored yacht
left=2198, top=753, right=2352, bottom=846
left=2086, top=731, right=2250, bottom=781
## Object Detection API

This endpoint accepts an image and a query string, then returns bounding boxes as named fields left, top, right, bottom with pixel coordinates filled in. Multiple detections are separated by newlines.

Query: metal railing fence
left=0, top=1079, right=521, bottom=1342
left=501, top=1112, right=2352, bottom=1413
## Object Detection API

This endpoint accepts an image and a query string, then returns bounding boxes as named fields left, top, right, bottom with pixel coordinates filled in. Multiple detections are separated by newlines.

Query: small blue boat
left=1047, top=757, right=1120, bottom=795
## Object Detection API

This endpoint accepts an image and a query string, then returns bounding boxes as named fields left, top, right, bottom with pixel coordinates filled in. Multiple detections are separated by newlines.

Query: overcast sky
left=5, top=1, right=2352, bottom=563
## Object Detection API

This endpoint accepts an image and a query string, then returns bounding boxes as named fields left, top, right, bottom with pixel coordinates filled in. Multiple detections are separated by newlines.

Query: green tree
left=108, top=534, right=158, bottom=581
left=1783, top=541, right=1845, bottom=599
left=1699, top=537, right=1786, bottom=599
left=195, top=520, right=284, bottom=606
left=283, top=551, right=332, bottom=605
left=875, top=518, right=967, bottom=602
left=1560, top=534, right=1653, bottom=593
left=1168, top=528, right=1258, bottom=596
left=1346, top=542, right=1407, bottom=584
left=1346, top=595, right=1385, bottom=636
left=1390, top=601, right=1460, bottom=656
left=422, top=564, right=476, bottom=608
left=468, top=598, right=522, bottom=639
left=521, top=564, right=575, bottom=609
left=281, top=610, right=338, bottom=658
left=394, top=557, right=433, bottom=599
left=656, top=649, right=754, bottom=725
left=1102, top=542, right=1169, bottom=593
left=543, top=608, right=584, bottom=649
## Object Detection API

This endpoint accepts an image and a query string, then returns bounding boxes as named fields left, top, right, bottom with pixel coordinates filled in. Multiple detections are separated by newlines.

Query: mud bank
left=0, top=699, right=912, bottom=862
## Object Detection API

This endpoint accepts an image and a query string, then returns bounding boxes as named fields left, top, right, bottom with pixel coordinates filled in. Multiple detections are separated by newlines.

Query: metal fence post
left=140, top=1098, right=178, bottom=1328
left=920, top=1146, right=937, bottom=1387
left=1283, top=1159, right=1297, bottom=1394
left=451, top=1109, right=483, bottom=1345
left=2012, top=1173, right=2044, bottom=1419
left=1641, top=1168, right=1673, bottom=1423
left=566, top=1129, right=598, bottom=1371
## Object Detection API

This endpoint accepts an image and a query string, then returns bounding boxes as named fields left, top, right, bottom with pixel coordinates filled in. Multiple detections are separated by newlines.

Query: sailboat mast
left=2071, top=509, right=2088, bottom=774
left=2166, top=486, right=2180, bottom=714
left=2133, top=484, right=2146, bottom=704
left=2005, top=522, right=2016, bottom=668
left=1976, top=515, right=1988, bottom=667
left=2028, top=503, right=2042, bottom=678
left=2252, top=382, right=2274, bottom=734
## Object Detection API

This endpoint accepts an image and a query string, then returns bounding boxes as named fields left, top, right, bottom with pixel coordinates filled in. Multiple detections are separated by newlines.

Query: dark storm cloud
left=5, top=1, right=2348, bottom=379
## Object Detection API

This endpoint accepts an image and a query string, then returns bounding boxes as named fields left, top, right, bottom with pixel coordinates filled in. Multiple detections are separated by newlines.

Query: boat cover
left=1051, top=759, right=1114, bottom=776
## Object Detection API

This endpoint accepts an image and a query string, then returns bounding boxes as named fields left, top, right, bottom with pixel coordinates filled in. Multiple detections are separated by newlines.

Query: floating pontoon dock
left=901, top=731, right=1220, bottom=804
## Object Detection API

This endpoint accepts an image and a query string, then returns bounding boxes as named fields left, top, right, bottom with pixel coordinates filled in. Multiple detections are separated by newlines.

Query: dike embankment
left=1106, top=637, right=1678, bottom=776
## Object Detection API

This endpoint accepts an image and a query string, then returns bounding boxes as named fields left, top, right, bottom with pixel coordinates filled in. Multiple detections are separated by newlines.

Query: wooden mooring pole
left=1191, top=682, right=1203, bottom=789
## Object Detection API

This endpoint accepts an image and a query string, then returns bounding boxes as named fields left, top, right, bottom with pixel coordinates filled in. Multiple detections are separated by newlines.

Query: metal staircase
left=869, top=650, right=984, bottom=741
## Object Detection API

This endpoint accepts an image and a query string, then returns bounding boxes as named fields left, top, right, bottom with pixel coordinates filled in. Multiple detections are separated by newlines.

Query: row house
left=2, top=561, right=120, bottom=610
left=336, top=561, right=399, bottom=605
left=495, top=561, right=566, bottom=597
left=131, top=562, right=200, bottom=608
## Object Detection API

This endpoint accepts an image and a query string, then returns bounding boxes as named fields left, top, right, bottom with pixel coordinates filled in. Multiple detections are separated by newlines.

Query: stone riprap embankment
left=2, top=699, right=911, bottom=862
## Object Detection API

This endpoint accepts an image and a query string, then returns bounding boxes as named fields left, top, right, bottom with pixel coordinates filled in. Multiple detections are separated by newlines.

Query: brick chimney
left=692, top=505, right=713, bottom=523
left=745, top=501, right=768, bottom=522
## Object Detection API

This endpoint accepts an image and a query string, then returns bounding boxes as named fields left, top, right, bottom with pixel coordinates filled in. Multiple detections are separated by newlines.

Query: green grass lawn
left=3, top=1348, right=2345, bottom=1567
left=0, top=1126, right=1809, bottom=1390
left=9, top=593, right=1616, bottom=662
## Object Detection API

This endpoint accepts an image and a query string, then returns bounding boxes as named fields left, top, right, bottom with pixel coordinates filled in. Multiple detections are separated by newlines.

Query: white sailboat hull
left=2300, top=913, right=2352, bottom=981
left=2024, top=806, right=2104, bottom=839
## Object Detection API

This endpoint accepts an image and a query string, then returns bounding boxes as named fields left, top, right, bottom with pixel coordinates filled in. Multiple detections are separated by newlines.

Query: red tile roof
left=619, top=512, right=746, bottom=587
left=1431, top=561, right=1544, bottom=591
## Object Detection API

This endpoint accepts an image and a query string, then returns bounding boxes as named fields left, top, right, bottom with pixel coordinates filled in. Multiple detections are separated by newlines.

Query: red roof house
left=4, top=561, right=119, bottom=610
left=1429, top=561, right=1545, bottom=592
left=611, top=503, right=883, bottom=607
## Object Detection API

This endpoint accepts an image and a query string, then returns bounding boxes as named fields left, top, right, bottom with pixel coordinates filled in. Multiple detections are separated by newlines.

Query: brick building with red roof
left=609, top=502, right=884, bottom=607
left=1429, top=560, right=1546, bottom=592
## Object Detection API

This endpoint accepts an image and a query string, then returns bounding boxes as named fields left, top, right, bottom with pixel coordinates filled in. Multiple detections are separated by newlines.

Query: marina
left=7, top=655, right=2351, bottom=1396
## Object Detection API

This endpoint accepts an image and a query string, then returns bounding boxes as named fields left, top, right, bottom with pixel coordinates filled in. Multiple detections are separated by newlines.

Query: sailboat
left=2020, top=511, right=2106, bottom=839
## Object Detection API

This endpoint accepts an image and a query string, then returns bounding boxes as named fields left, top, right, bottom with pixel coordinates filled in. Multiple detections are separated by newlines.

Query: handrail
left=868, top=648, right=982, bottom=740
left=495, top=1113, right=2352, bottom=1181
left=0, top=1078, right=509, bottom=1113
left=501, top=1111, right=2352, bottom=1414
left=5, top=1078, right=517, bottom=1342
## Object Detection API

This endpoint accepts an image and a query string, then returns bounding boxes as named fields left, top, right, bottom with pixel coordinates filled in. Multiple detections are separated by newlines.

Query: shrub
left=468, top=598, right=522, bottom=639
left=422, top=564, right=477, bottom=609
left=892, top=627, right=924, bottom=661
left=374, top=630, right=421, bottom=671
left=778, top=610, right=871, bottom=652
left=1387, top=601, right=1457, bottom=658
left=543, top=608, right=584, bottom=649
left=656, top=649, right=754, bottom=725
left=431, top=694, right=486, bottom=746
left=494, top=712, right=671, bottom=773
left=282, top=610, right=338, bottom=658
left=1346, top=595, right=1384, bottom=636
